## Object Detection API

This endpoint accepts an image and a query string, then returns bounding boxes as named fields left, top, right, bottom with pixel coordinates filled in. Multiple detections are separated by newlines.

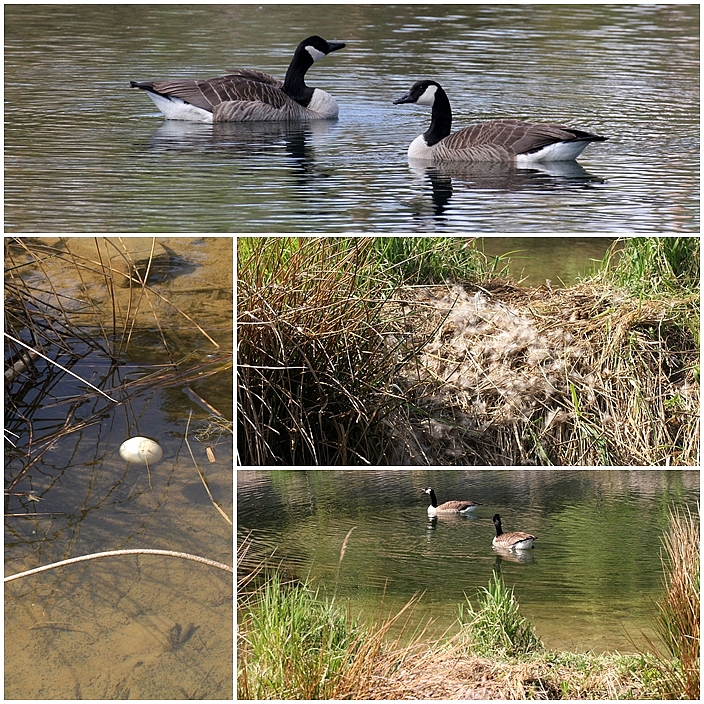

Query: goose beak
left=327, top=40, right=346, bottom=53
left=393, top=90, right=414, bottom=105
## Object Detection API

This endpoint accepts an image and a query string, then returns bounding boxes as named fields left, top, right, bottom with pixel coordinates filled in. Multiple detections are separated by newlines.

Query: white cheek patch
left=306, top=46, right=327, bottom=63
left=416, top=84, right=437, bottom=106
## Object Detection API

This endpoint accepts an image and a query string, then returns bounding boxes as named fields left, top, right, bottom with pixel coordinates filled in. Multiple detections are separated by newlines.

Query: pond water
left=5, top=4, right=699, bottom=232
left=4, top=238, right=233, bottom=699
left=478, top=237, right=615, bottom=286
left=237, top=469, right=699, bottom=654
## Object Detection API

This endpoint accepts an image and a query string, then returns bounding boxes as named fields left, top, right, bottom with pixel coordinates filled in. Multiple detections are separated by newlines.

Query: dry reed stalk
left=656, top=505, right=700, bottom=699
left=4, top=333, right=116, bottom=402
left=333, top=526, right=357, bottom=596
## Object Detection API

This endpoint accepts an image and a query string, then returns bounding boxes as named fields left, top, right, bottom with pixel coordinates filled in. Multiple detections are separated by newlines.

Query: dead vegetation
left=350, top=646, right=662, bottom=700
left=238, top=237, right=699, bottom=466
left=389, top=281, right=698, bottom=465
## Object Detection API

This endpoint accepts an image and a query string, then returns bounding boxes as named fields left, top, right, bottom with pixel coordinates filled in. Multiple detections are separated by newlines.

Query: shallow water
left=4, top=4, right=699, bottom=232
left=238, top=469, right=699, bottom=653
left=4, top=238, right=233, bottom=699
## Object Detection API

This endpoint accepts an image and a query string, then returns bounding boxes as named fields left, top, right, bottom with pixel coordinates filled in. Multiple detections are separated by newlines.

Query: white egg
left=119, top=437, right=163, bottom=465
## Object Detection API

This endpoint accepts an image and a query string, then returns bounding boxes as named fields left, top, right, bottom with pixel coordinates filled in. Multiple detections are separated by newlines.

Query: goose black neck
left=424, top=85, right=452, bottom=147
left=283, top=51, right=315, bottom=106
left=428, top=489, right=438, bottom=508
left=494, top=519, right=504, bottom=537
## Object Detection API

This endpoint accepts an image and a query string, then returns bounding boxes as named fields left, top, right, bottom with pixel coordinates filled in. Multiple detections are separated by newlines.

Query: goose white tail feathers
left=423, top=487, right=482, bottom=515
left=394, top=79, right=607, bottom=163
left=131, top=36, right=345, bottom=123
left=492, top=514, right=535, bottom=551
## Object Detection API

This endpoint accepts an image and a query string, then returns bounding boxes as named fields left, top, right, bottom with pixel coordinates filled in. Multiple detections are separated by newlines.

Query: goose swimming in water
left=394, top=80, right=607, bottom=163
left=423, top=487, right=482, bottom=516
left=492, top=514, right=536, bottom=551
left=131, top=36, right=345, bottom=123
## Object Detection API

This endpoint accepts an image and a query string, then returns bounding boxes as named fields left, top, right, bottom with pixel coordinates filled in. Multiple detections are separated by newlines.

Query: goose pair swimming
left=423, top=489, right=535, bottom=551
left=131, top=37, right=607, bottom=163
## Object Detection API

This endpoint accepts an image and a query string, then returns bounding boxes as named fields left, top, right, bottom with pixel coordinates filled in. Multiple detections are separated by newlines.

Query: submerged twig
left=4, top=548, right=233, bottom=583
left=184, top=411, right=233, bottom=526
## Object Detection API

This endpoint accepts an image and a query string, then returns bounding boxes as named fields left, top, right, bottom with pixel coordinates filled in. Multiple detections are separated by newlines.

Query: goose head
left=394, top=80, right=442, bottom=107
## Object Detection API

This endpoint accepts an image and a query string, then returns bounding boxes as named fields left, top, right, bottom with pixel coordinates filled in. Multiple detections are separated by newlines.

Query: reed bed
left=237, top=237, right=505, bottom=465
left=237, top=237, right=699, bottom=465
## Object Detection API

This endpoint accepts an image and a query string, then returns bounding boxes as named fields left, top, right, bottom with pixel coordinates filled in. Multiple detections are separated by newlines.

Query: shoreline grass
left=237, top=567, right=680, bottom=700
left=237, top=236, right=699, bottom=466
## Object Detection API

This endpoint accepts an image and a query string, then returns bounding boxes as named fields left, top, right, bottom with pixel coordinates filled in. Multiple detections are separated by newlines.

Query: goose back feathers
left=492, top=514, right=535, bottom=551
left=394, top=80, right=606, bottom=163
left=131, top=36, right=345, bottom=123
left=423, top=487, right=482, bottom=515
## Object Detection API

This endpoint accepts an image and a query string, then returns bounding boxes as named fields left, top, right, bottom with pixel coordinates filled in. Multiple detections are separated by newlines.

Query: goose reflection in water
left=138, top=118, right=339, bottom=180
left=493, top=549, right=535, bottom=566
left=407, top=159, right=605, bottom=218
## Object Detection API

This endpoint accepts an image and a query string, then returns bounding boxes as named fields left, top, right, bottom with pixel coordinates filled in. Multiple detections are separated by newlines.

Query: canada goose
left=423, top=487, right=482, bottom=516
left=492, top=514, right=535, bottom=551
left=393, top=80, right=607, bottom=163
left=131, top=36, right=345, bottom=123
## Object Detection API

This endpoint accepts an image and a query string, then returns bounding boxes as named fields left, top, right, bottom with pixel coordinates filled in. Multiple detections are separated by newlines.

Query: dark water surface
left=237, top=469, right=699, bottom=653
left=5, top=4, right=699, bottom=232
left=4, top=238, right=233, bottom=699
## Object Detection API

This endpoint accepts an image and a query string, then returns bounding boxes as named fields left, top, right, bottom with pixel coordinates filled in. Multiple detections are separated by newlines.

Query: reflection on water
left=237, top=469, right=699, bottom=653
left=4, top=3, right=698, bottom=232
left=4, top=238, right=233, bottom=699
left=406, top=159, right=606, bottom=220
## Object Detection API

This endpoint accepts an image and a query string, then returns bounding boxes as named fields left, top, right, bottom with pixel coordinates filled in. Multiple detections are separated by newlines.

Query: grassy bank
left=237, top=507, right=699, bottom=700
left=237, top=237, right=699, bottom=465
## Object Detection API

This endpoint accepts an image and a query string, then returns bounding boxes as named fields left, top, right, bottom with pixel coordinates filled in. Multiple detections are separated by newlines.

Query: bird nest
left=386, top=281, right=698, bottom=465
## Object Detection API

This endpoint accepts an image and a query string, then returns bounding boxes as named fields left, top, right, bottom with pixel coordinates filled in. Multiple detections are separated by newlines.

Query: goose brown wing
left=231, top=69, right=283, bottom=86
left=438, top=500, right=480, bottom=510
left=445, top=120, right=595, bottom=158
left=148, top=72, right=288, bottom=111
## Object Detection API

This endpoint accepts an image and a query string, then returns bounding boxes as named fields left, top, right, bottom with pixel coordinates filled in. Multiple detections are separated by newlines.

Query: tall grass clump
left=238, top=572, right=364, bottom=699
left=237, top=570, right=432, bottom=700
left=237, top=237, right=397, bottom=465
left=598, top=237, right=700, bottom=297
left=654, top=505, right=700, bottom=699
left=369, top=237, right=510, bottom=286
left=458, top=573, right=543, bottom=657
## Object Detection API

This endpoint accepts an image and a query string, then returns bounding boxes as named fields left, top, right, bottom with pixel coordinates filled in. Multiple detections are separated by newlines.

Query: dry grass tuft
left=237, top=237, right=412, bottom=465
left=342, top=640, right=662, bottom=700
left=654, top=505, right=700, bottom=699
